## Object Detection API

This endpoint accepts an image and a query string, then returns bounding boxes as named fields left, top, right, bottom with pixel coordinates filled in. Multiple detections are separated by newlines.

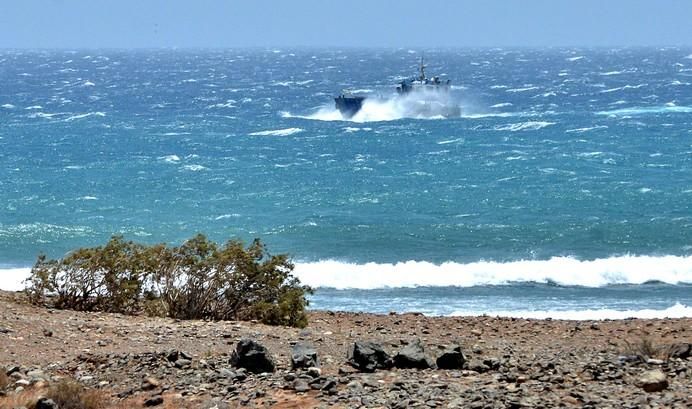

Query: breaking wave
left=293, top=255, right=692, bottom=289
left=282, top=90, right=461, bottom=123
left=449, top=302, right=692, bottom=320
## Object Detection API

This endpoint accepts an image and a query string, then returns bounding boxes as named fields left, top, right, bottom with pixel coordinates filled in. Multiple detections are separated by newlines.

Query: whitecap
left=490, top=102, right=512, bottom=108
left=494, top=121, right=555, bottom=132
left=1, top=103, right=15, bottom=109
left=566, top=125, right=608, bottom=133
left=249, top=127, right=304, bottom=137
left=566, top=56, right=584, bottom=61
left=599, top=70, right=623, bottom=76
left=64, top=112, right=106, bottom=121
left=596, top=105, right=692, bottom=116
left=437, top=138, right=464, bottom=145
left=506, top=86, right=539, bottom=93
left=182, top=164, right=207, bottom=171
left=159, top=155, right=181, bottom=163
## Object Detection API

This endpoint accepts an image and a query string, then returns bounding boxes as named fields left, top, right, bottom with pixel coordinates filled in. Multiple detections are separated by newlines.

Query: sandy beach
left=1, top=290, right=690, bottom=408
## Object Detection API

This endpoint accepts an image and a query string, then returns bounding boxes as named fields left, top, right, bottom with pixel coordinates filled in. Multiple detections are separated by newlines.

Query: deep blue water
left=1, top=48, right=691, bottom=316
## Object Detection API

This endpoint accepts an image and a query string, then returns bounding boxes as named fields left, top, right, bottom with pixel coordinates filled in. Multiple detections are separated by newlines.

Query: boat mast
left=419, top=56, right=426, bottom=81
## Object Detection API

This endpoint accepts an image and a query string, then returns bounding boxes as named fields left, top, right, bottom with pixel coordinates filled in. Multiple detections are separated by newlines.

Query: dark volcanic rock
left=144, top=395, right=164, bottom=407
left=394, top=339, right=434, bottom=369
left=436, top=345, right=466, bottom=369
left=291, top=341, right=319, bottom=369
left=35, top=398, right=59, bottom=409
left=347, top=340, right=393, bottom=372
left=230, top=339, right=275, bottom=373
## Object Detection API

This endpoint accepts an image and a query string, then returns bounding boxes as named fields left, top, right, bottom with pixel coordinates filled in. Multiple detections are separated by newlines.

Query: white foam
left=159, top=155, right=181, bottom=163
left=565, top=125, right=608, bottom=133
left=0, top=268, right=31, bottom=292
left=1, top=103, right=15, bottom=109
left=490, top=103, right=512, bottom=108
left=449, top=302, right=692, bottom=320
left=293, top=255, right=692, bottom=290
left=506, top=86, right=539, bottom=93
left=249, top=127, right=304, bottom=136
left=182, top=164, right=207, bottom=171
left=566, top=56, right=585, bottom=62
left=599, top=70, right=623, bottom=76
left=283, top=90, right=460, bottom=123
left=600, top=84, right=647, bottom=93
left=596, top=105, right=692, bottom=116
left=494, top=121, right=555, bottom=132
left=64, top=112, right=106, bottom=121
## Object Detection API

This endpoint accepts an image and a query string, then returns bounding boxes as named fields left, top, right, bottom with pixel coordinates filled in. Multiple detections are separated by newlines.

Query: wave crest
left=294, top=255, right=692, bottom=289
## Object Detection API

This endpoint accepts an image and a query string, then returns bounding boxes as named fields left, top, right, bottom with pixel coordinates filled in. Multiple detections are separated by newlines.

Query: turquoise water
left=1, top=48, right=691, bottom=316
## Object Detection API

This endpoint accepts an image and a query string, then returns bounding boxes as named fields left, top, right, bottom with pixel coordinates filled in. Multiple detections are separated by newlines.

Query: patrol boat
left=334, top=57, right=459, bottom=118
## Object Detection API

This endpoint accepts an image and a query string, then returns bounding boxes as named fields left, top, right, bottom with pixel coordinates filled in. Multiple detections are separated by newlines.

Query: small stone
left=174, top=358, right=192, bottom=368
left=35, top=398, right=59, bottom=409
left=306, top=366, right=322, bottom=378
left=42, top=329, right=53, bottom=337
left=142, top=377, right=160, bottom=391
left=144, top=395, right=164, bottom=406
left=637, top=370, right=668, bottom=392
left=291, top=341, right=319, bottom=369
left=293, top=379, right=310, bottom=393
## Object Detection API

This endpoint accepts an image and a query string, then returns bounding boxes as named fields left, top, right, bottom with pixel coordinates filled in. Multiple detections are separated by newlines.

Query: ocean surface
left=1, top=48, right=691, bottom=318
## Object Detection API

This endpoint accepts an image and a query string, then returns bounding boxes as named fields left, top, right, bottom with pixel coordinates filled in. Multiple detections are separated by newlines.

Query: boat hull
left=335, top=95, right=366, bottom=118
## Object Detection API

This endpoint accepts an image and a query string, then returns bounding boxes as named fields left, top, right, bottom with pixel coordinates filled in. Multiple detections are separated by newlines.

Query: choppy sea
left=1, top=48, right=691, bottom=318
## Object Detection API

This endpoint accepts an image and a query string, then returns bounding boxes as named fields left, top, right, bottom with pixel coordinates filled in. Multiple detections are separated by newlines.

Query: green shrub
left=25, top=234, right=312, bottom=327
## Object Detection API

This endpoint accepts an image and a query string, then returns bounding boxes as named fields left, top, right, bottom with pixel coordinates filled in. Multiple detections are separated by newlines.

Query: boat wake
left=283, top=90, right=462, bottom=123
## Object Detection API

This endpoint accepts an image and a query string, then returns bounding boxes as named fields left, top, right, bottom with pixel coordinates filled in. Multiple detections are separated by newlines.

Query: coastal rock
left=230, top=339, right=275, bottom=373
left=636, top=369, right=668, bottom=392
left=347, top=340, right=393, bottom=372
left=394, top=339, right=434, bottom=369
left=436, top=345, right=466, bottom=370
left=291, top=341, right=319, bottom=369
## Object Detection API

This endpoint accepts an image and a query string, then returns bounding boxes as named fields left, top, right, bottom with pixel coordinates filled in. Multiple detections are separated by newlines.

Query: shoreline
left=1, top=290, right=690, bottom=408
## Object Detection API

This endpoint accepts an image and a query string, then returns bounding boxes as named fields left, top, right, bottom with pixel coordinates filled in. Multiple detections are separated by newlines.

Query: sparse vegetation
left=0, top=368, right=9, bottom=390
left=37, top=380, right=104, bottom=409
left=623, top=337, right=660, bottom=360
left=25, top=234, right=312, bottom=327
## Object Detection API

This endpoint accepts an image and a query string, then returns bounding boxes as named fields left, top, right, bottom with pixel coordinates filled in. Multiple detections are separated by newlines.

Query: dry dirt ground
left=1, top=290, right=690, bottom=408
